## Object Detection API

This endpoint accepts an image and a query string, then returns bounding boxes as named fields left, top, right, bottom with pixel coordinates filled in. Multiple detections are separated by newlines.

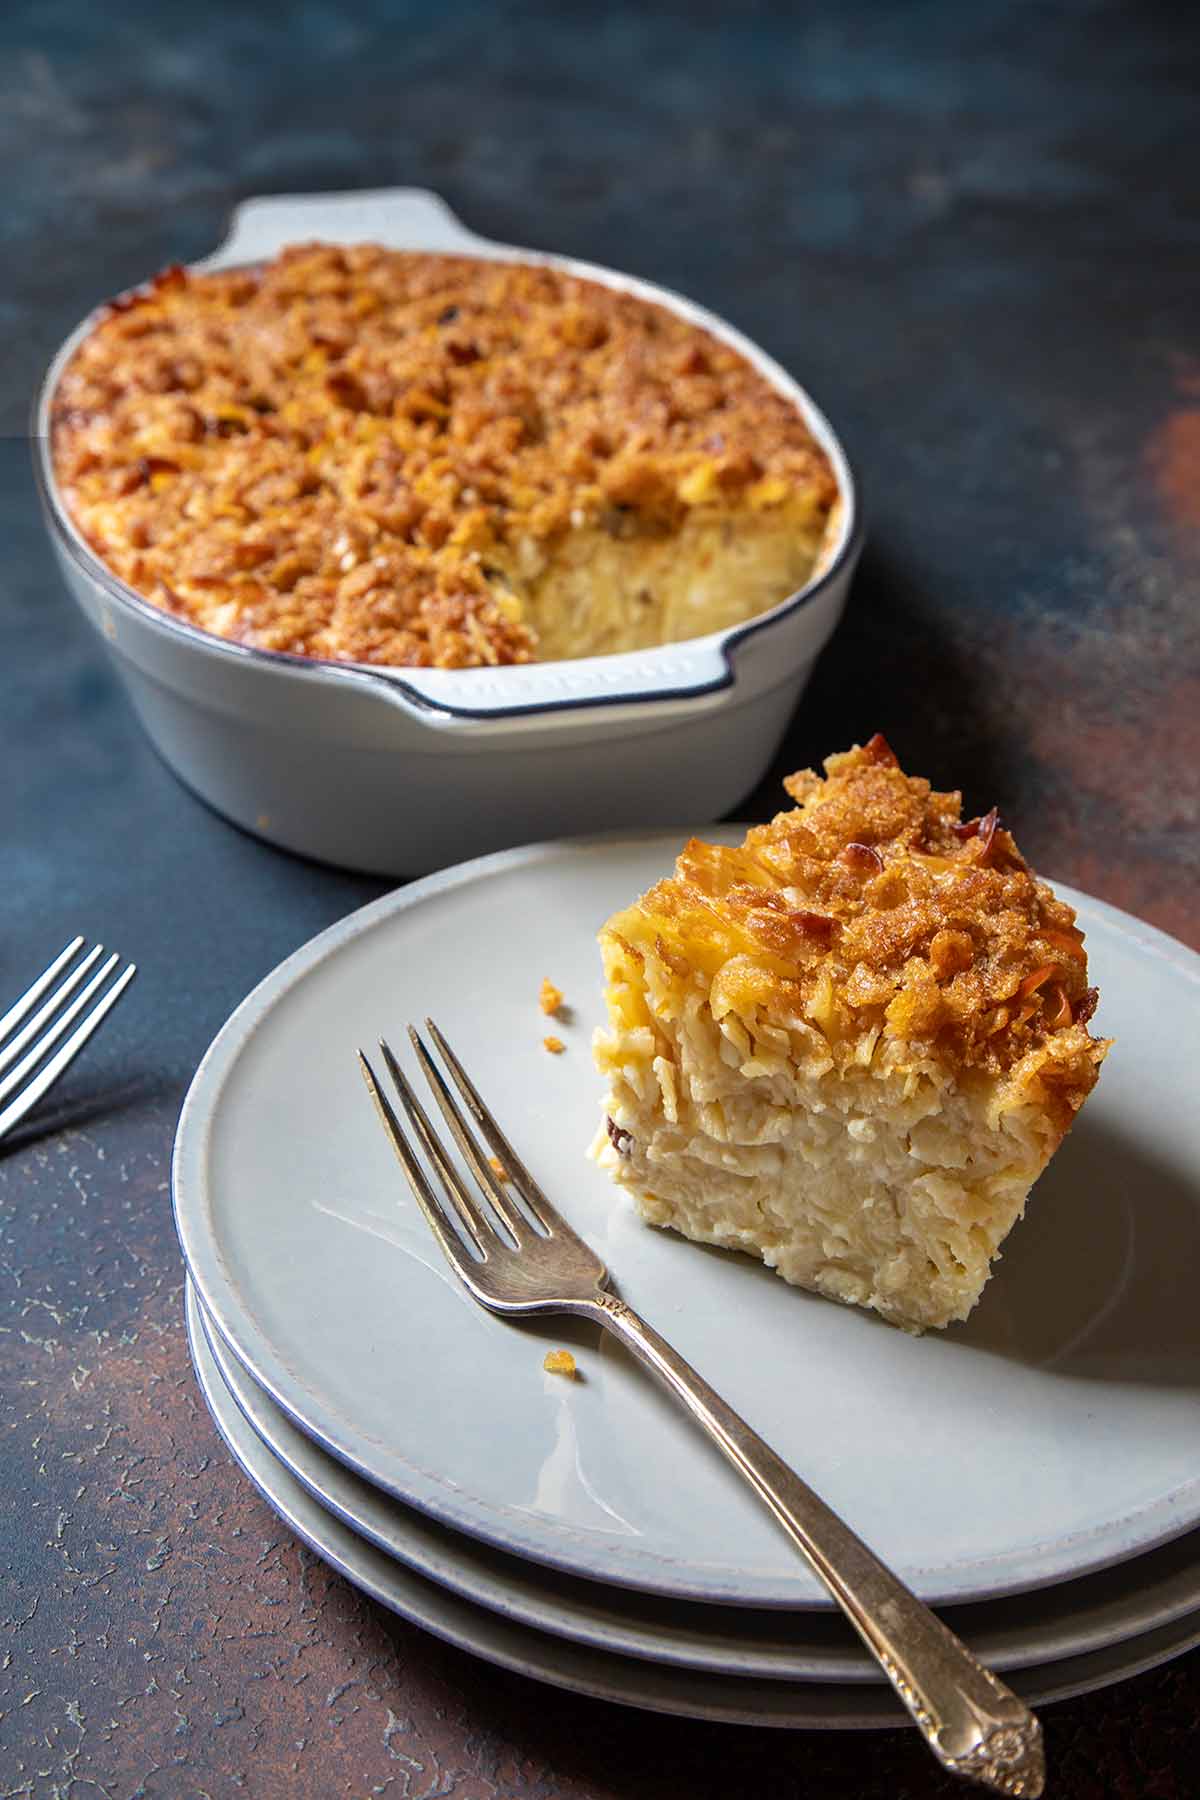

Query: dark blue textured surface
left=2, top=3, right=1198, bottom=1795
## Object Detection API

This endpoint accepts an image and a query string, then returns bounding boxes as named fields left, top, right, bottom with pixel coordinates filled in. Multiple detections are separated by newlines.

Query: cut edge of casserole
left=49, top=244, right=841, bottom=671
left=591, top=736, right=1109, bottom=1333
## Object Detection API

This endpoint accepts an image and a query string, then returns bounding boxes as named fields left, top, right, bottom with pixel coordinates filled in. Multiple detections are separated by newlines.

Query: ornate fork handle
left=581, top=1293, right=1044, bottom=1798
left=362, top=1025, right=1045, bottom=1796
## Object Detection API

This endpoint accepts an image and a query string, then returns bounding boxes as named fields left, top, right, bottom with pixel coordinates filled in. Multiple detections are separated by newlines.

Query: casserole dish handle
left=196, top=187, right=494, bottom=271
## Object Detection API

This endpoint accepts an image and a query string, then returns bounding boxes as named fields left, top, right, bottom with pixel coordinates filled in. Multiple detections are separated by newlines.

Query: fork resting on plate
left=360, top=1021, right=1045, bottom=1798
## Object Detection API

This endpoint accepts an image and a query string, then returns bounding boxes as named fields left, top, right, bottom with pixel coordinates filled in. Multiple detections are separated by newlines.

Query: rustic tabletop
left=3, top=2, right=1198, bottom=1795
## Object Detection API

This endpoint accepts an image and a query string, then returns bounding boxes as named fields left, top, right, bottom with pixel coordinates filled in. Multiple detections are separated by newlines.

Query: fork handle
left=580, top=1294, right=1044, bottom=1797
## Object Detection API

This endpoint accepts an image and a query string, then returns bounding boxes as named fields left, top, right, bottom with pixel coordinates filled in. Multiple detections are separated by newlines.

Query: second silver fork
left=360, top=1021, right=1045, bottom=1799
left=0, top=937, right=136, bottom=1143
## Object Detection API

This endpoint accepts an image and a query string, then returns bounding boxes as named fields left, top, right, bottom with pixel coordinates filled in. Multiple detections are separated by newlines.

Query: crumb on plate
left=539, top=977, right=565, bottom=1016
left=543, top=1349, right=577, bottom=1378
left=543, top=1035, right=566, bottom=1055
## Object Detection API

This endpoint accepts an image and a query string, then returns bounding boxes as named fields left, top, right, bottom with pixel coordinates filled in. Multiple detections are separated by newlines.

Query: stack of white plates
left=174, top=834, right=1200, bottom=1730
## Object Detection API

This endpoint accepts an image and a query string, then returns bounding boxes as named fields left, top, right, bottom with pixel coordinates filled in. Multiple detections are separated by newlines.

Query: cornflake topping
left=601, top=739, right=1109, bottom=1097
left=51, top=244, right=837, bottom=671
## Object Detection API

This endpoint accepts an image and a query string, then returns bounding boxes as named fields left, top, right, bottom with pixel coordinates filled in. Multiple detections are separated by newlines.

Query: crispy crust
left=50, top=245, right=838, bottom=670
left=599, top=735, right=1108, bottom=1137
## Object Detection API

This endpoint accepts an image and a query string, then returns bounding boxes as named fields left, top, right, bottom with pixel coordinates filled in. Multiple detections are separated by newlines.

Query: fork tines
left=359, top=1020, right=587, bottom=1262
left=0, top=937, right=137, bottom=1141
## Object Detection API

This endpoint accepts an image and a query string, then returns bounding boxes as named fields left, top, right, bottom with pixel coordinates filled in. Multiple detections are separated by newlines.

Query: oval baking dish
left=34, top=188, right=862, bottom=876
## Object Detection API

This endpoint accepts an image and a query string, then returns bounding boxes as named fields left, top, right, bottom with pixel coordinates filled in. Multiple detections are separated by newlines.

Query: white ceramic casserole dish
left=34, top=188, right=862, bottom=875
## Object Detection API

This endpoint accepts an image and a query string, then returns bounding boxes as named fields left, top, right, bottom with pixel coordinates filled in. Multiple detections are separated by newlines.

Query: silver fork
left=0, top=937, right=137, bottom=1143
left=360, top=1022, right=1045, bottom=1799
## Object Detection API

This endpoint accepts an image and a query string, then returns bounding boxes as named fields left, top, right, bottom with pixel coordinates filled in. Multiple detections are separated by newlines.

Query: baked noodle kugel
left=52, top=245, right=840, bottom=669
left=593, top=737, right=1109, bottom=1332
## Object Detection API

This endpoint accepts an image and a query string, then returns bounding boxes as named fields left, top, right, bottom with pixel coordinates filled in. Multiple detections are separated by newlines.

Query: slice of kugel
left=592, top=736, right=1109, bottom=1332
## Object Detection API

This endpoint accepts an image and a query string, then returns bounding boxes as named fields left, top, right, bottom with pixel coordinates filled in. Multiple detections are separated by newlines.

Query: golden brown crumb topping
left=50, top=244, right=837, bottom=669
left=602, top=736, right=1109, bottom=1116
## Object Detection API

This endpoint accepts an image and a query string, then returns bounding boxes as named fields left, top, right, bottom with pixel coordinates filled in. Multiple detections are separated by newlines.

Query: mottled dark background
left=2, top=1, right=1198, bottom=1794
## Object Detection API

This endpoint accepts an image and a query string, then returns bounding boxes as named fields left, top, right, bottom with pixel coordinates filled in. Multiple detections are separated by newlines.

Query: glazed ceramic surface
left=34, top=189, right=860, bottom=875
left=187, top=1285, right=1200, bottom=1729
left=196, top=1282, right=1200, bottom=1684
left=173, top=832, right=1200, bottom=1610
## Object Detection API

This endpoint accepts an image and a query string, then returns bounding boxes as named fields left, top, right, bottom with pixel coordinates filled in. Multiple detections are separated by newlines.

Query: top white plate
left=174, top=832, right=1200, bottom=1610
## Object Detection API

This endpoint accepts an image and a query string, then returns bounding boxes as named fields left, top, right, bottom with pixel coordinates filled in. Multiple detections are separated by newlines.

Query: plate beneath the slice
left=194, top=1280, right=1200, bottom=1683
left=187, top=1282, right=1200, bottom=1728
left=174, top=831, right=1200, bottom=1610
